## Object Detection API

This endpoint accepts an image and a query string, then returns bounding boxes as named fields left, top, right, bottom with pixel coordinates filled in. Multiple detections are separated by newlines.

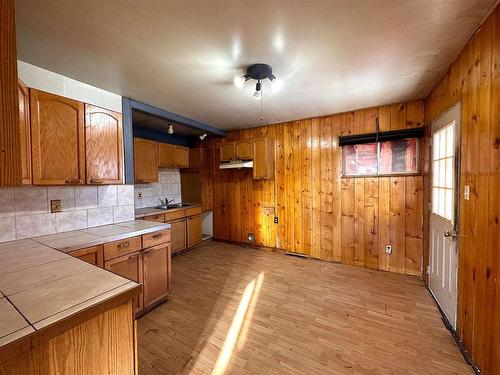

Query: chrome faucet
left=159, top=197, right=174, bottom=207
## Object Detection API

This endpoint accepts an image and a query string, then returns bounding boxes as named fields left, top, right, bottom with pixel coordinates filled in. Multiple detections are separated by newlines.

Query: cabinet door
left=220, top=142, right=235, bottom=161
left=30, top=89, right=85, bottom=185
left=201, top=176, right=213, bottom=211
left=187, top=214, right=202, bottom=248
left=105, top=251, right=143, bottom=313
left=158, top=143, right=176, bottom=168
left=85, top=105, right=123, bottom=184
left=69, top=245, right=104, bottom=267
left=169, top=218, right=186, bottom=254
left=253, top=138, right=274, bottom=180
left=18, top=80, right=31, bottom=185
left=175, top=146, right=189, bottom=168
left=134, top=138, right=158, bottom=183
left=236, top=140, right=252, bottom=160
left=143, top=243, right=171, bottom=307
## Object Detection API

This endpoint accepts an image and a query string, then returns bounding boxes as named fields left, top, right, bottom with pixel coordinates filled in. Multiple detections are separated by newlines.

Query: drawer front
left=143, top=229, right=171, bottom=248
left=69, top=245, right=104, bottom=267
left=164, top=210, right=186, bottom=221
left=185, top=207, right=202, bottom=217
left=142, top=213, right=165, bottom=222
left=104, top=236, right=142, bottom=261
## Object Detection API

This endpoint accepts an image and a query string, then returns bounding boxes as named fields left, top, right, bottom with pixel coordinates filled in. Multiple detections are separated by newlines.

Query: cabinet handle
left=128, top=253, right=140, bottom=260
left=90, top=179, right=103, bottom=184
left=118, top=242, right=130, bottom=249
left=65, top=179, right=82, bottom=184
left=152, top=233, right=162, bottom=239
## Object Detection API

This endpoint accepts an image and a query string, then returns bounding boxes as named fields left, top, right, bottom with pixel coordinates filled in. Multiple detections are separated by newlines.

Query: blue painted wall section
left=122, top=97, right=226, bottom=184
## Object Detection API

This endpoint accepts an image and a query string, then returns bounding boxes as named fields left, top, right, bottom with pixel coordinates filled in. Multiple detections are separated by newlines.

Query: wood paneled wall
left=207, top=100, right=425, bottom=276
left=424, top=5, right=499, bottom=374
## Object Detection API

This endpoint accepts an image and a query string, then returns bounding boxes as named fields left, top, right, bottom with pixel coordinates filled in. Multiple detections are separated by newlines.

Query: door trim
left=428, top=102, right=461, bottom=330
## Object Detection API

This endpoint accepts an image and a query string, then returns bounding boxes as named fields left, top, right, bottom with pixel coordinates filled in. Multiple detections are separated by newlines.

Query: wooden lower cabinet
left=105, top=251, right=144, bottom=313
left=187, top=214, right=202, bottom=248
left=68, top=245, right=104, bottom=267
left=169, top=218, right=187, bottom=254
left=143, top=243, right=171, bottom=308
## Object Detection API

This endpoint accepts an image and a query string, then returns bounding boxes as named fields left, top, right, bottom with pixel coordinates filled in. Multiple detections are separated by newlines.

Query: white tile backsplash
left=0, top=184, right=135, bottom=243
left=14, top=186, right=48, bottom=215
left=16, top=213, right=56, bottom=239
left=98, top=185, right=118, bottom=207
left=48, top=186, right=75, bottom=211
left=134, top=169, right=182, bottom=209
left=87, top=207, right=114, bottom=227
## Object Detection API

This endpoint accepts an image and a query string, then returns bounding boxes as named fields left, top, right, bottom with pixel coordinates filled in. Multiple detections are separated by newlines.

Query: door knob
left=443, top=230, right=458, bottom=240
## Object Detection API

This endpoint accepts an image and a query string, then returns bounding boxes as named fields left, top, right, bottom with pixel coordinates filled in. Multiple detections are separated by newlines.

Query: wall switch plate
left=464, top=185, right=470, bottom=200
left=50, top=199, right=62, bottom=213
left=274, top=216, right=278, bottom=224
left=385, top=245, right=392, bottom=255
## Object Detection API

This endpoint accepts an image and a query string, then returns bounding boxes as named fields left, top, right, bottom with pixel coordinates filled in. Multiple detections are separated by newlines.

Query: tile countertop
left=135, top=204, right=201, bottom=218
left=0, top=220, right=170, bottom=361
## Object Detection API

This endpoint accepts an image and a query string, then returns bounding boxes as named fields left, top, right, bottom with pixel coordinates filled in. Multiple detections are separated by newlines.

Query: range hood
left=219, top=160, right=253, bottom=169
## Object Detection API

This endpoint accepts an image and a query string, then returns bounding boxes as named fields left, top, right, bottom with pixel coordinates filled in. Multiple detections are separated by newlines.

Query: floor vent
left=285, top=252, right=308, bottom=259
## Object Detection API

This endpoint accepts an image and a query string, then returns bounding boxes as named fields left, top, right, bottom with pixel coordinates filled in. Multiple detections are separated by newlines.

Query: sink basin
left=154, top=204, right=192, bottom=210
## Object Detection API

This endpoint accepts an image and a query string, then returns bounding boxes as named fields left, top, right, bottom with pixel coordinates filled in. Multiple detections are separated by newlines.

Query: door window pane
left=431, top=121, right=455, bottom=222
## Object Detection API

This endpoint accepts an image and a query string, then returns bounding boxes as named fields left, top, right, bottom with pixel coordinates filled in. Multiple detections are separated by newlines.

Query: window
left=432, top=122, right=455, bottom=221
left=342, top=138, right=419, bottom=177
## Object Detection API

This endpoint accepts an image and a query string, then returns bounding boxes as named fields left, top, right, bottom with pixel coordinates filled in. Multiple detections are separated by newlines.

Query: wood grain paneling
left=424, top=5, right=499, bottom=374
left=0, top=301, right=135, bottom=375
left=85, top=105, right=123, bottom=184
left=208, top=100, right=424, bottom=276
left=30, top=90, right=85, bottom=185
left=18, top=80, right=32, bottom=185
left=0, top=0, right=21, bottom=186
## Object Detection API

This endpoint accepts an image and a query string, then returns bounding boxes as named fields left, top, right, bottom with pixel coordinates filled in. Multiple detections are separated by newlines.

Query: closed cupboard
left=134, top=138, right=158, bottom=183
left=85, top=105, right=123, bottom=184
left=143, top=243, right=171, bottom=307
left=18, top=80, right=31, bottom=185
left=30, top=89, right=85, bottom=185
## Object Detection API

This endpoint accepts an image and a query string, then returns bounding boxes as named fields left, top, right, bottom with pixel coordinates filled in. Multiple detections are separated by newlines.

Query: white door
left=429, top=103, right=460, bottom=329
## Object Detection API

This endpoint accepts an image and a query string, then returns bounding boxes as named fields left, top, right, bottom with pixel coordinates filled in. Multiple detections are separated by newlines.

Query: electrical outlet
left=385, top=245, right=392, bottom=255
left=464, top=185, right=470, bottom=200
left=50, top=199, right=62, bottom=213
left=137, top=192, right=143, bottom=199
left=274, top=216, right=278, bottom=224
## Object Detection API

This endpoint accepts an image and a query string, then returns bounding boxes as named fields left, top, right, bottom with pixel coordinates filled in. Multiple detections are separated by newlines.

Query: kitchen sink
left=154, top=203, right=192, bottom=210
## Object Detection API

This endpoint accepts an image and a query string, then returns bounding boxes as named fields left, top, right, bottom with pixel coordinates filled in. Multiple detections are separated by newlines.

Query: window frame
left=341, top=138, right=421, bottom=178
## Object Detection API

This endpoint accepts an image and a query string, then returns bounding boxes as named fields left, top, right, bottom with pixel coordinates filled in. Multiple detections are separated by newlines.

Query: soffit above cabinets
left=15, top=0, right=497, bottom=130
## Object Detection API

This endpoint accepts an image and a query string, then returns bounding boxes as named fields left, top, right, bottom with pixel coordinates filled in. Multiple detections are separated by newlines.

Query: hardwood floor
left=137, top=241, right=472, bottom=375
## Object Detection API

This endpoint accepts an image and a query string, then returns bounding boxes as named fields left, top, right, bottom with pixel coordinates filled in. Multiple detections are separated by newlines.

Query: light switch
left=464, top=185, right=470, bottom=200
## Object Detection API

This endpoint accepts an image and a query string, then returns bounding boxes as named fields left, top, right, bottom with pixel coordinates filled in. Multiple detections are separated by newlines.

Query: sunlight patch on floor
left=209, top=272, right=265, bottom=375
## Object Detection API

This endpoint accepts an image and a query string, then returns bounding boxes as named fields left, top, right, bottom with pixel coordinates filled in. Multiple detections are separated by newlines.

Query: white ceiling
left=15, top=0, right=496, bottom=130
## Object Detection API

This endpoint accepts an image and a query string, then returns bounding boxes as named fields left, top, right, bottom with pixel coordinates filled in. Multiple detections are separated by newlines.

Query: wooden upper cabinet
left=175, top=146, right=189, bottom=168
left=134, top=138, right=158, bottom=183
left=253, top=138, right=274, bottom=180
left=158, top=143, right=176, bottom=168
left=236, top=140, right=252, bottom=160
left=220, top=141, right=236, bottom=161
left=30, top=89, right=85, bottom=185
left=18, top=80, right=31, bottom=185
left=85, top=105, right=123, bottom=184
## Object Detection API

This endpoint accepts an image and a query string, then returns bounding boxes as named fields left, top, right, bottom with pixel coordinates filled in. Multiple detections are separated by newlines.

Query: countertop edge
left=134, top=204, right=202, bottom=218
left=0, top=282, right=141, bottom=365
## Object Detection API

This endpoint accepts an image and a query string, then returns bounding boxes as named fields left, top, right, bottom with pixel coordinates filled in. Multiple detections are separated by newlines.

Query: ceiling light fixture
left=239, top=64, right=277, bottom=121
left=167, top=124, right=174, bottom=134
